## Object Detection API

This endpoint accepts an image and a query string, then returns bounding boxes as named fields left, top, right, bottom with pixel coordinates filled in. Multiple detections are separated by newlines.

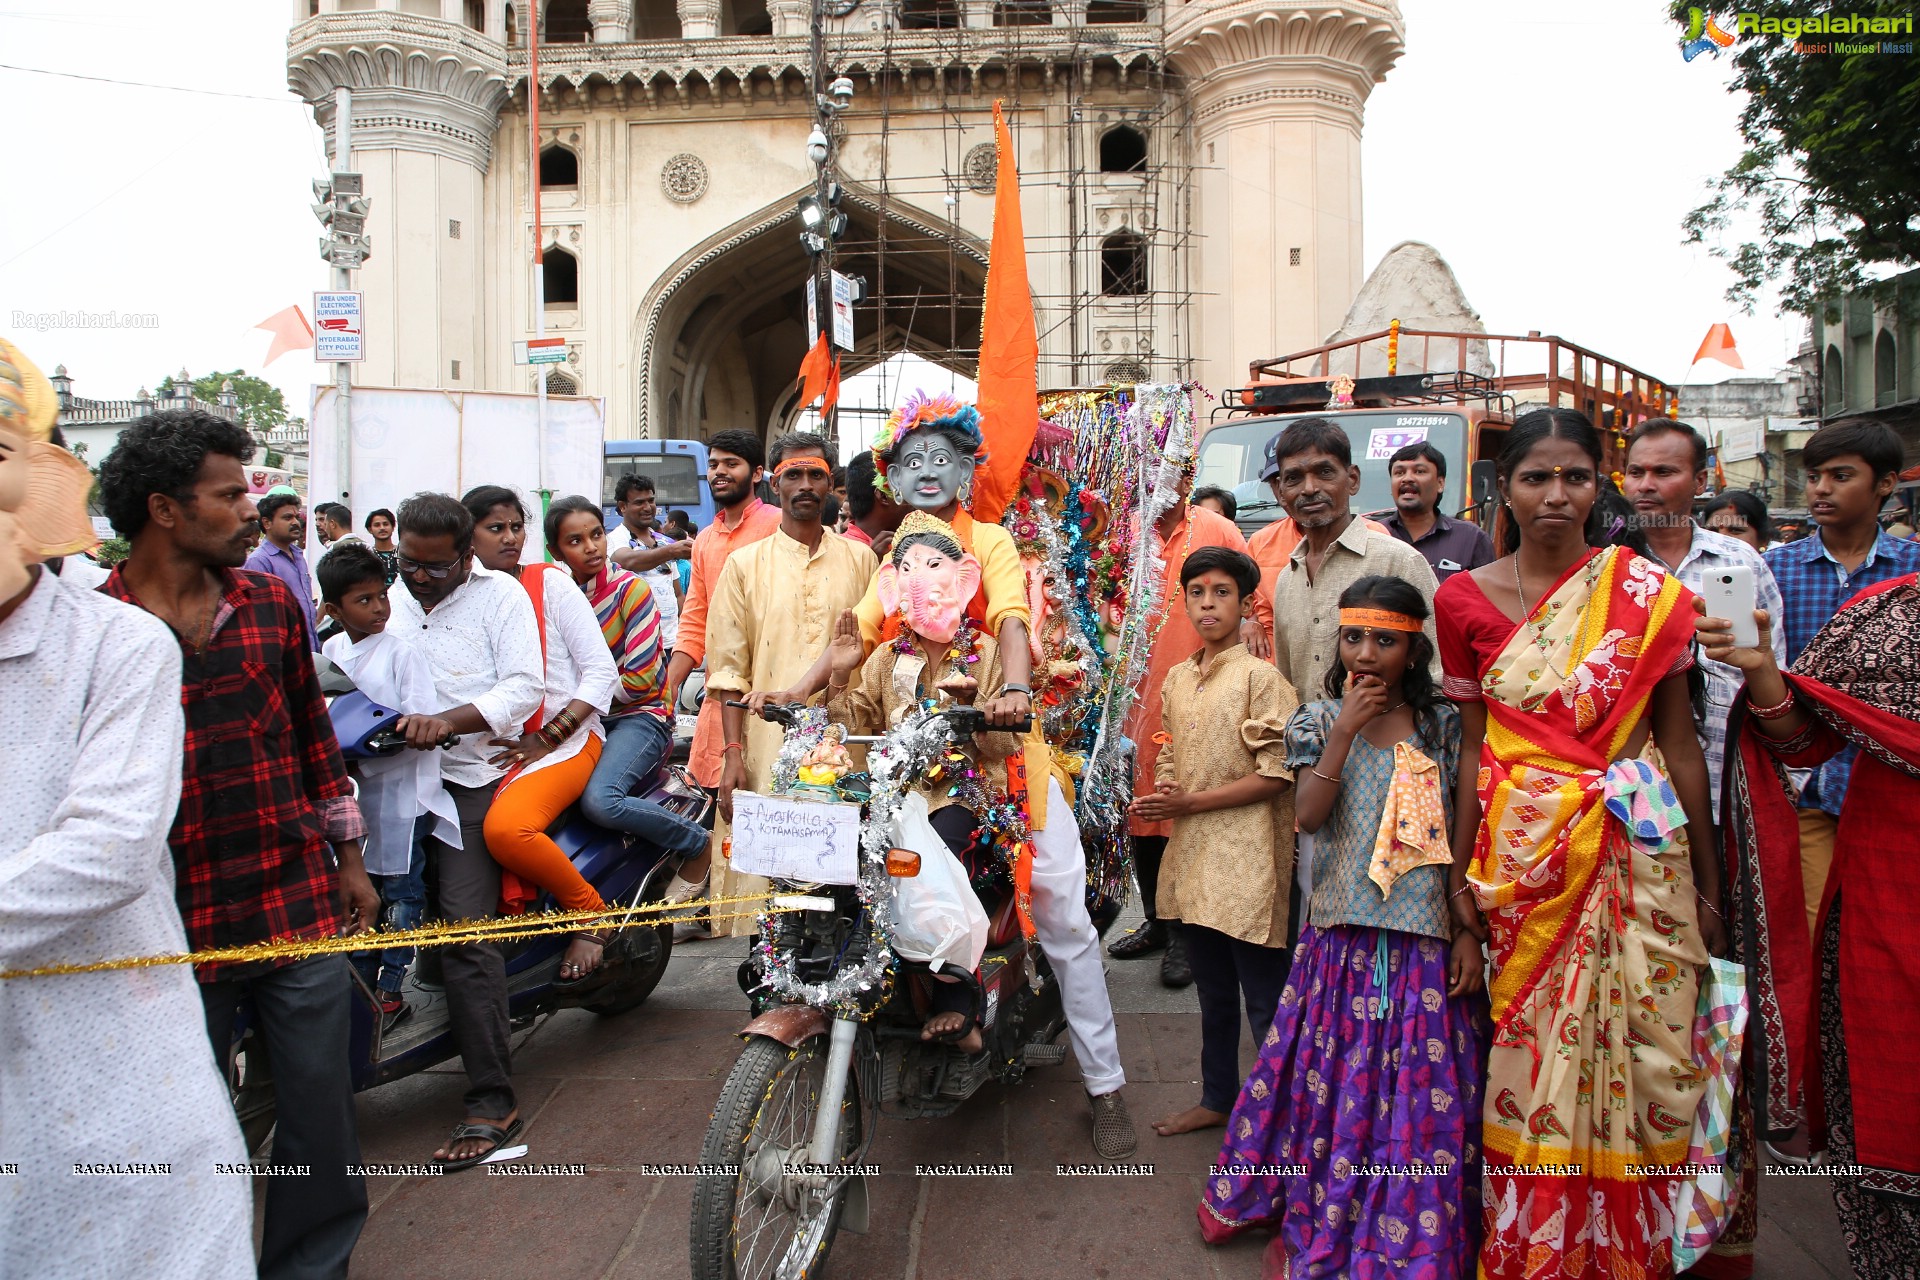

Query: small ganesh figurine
left=796, top=723, right=854, bottom=787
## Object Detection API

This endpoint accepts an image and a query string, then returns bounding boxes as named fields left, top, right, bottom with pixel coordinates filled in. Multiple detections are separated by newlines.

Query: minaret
left=1168, top=0, right=1405, bottom=395
left=286, top=1, right=511, bottom=391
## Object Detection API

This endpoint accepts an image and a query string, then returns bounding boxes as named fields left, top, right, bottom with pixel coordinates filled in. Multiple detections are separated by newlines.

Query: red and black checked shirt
left=102, top=566, right=365, bottom=982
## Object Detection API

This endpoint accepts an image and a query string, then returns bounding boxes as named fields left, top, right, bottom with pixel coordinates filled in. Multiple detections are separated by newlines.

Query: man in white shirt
left=606, top=473, right=687, bottom=649
left=388, top=492, right=544, bottom=1169
left=1624, top=421, right=1788, bottom=817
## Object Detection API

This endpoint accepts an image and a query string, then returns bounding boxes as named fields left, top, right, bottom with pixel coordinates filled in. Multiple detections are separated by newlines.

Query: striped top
left=582, top=565, right=671, bottom=722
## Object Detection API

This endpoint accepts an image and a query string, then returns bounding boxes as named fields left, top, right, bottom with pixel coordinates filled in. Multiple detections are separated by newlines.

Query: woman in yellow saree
left=1434, top=409, right=1728, bottom=1280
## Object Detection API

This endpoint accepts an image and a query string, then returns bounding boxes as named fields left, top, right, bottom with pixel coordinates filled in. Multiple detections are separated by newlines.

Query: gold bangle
left=1308, top=766, right=1342, bottom=785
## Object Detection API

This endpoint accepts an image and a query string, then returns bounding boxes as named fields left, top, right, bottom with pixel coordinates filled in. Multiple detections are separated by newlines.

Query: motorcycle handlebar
left=723, top=700, right=1032, bottom=736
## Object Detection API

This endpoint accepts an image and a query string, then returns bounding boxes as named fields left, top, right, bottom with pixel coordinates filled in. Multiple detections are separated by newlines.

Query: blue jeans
left=582, top=712, right=709, bottom=856
left=352, top=815, right=429, bottom=995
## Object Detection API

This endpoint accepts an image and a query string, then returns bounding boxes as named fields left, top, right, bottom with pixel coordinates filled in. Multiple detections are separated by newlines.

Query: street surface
left=332, top=907, right=1852, bottom=1279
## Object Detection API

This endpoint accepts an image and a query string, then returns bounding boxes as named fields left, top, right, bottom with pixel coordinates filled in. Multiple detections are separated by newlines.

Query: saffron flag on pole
left=796, top=332, right=832, bottom=408
left=969, top=100, right=1039, bottom=526
left=1692, top=323, right=1744, bottom=370
left=255, top=305, right=313, bottom=366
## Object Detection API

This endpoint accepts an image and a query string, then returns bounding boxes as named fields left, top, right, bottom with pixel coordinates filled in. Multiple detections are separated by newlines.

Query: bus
left=602, top=439, right=714, bottom=532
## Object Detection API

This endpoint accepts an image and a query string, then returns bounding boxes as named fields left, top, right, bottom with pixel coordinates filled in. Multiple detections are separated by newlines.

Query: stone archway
left=632, top=183, right=989, bottom=441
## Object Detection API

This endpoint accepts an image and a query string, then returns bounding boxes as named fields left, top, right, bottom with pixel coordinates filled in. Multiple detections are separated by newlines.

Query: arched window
left=1086, top=0, right=1146, bottom=20
left=465, top=0, right=485, bottom=28
left=1824, top=343, right=1844, bottom=414
left=539, top=144, right=578, bottom=188
left=1875, top=330, right=1897, bottom=408
left=546, top=369, right=579, bottom=395
left=506, top=2, right=519, bottom=44
left=1099, top=125, right=1146, bottom=173
left=543, top=245, right=579, bottom=307
left=544, top=0, right=592, bottom=41
left=900, top=0, right=961, bottom=28
left=994, top=0, right=1051, bottom=24
left=1101, top=231, right=1148, bottom=296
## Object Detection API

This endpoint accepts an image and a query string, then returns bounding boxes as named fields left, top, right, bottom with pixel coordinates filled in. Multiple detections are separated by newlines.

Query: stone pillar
left=588, top=0, right=632, bottom=40
left=1053, top=0, right=1086, bottom=25
left=677, top=0, right=721, bottom=37
left=960, top=0, right=993, bottom=27
left=288, top=9, right=510, bottom=395
left=767, top=0, right=808, bottom=35
left=1168, top=0, right=1403, bottom=396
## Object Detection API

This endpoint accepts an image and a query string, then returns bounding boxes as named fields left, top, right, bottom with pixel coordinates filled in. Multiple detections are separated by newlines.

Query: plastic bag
left=1672, top=956, right=1750, bottom=1272
left=887, top=793, right=989, bottom=975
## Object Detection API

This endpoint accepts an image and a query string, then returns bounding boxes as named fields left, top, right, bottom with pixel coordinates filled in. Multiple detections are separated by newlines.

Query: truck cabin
left=1201, top=328, right=1680, bottom=537
left=1196, top=373, right=1509, bottom=536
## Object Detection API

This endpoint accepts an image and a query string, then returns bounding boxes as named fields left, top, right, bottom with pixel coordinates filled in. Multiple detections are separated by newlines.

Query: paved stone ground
left=338, top=912, right=1855, bottom=1279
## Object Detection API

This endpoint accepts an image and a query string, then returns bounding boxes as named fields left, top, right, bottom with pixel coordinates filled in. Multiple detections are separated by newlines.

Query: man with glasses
left=387, top=492, right=545, bottom=1169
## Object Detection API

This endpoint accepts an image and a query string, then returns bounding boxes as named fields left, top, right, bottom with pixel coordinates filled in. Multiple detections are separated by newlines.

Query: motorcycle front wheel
left=689, top=1033, right=862, bottom=1280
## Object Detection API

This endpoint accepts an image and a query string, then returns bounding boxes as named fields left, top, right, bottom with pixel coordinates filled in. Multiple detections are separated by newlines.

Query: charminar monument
left=286, top=0, right=1404, bottom=440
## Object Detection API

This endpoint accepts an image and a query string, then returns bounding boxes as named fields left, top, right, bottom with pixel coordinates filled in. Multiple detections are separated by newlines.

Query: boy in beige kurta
left=1130, top=546, right=1298, bottom=1138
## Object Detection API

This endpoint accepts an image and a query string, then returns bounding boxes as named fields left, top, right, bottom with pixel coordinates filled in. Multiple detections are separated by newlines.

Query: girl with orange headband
left=1200, top=574, right=1489, bottom=1280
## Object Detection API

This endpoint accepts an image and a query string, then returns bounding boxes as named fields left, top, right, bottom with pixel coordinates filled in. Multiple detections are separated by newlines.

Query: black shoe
left=1160, top=932, right=1192, bottom=989
left=1107, top=919, right=1167, bottom=960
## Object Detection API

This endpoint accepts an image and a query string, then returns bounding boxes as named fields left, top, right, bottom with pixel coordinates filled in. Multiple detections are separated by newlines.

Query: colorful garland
left=752, top=705, right=984, bottom=1018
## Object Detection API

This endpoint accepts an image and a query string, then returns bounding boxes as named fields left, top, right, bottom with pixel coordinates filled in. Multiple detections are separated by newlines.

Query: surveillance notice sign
left=313, top=291, right=364, bottom=363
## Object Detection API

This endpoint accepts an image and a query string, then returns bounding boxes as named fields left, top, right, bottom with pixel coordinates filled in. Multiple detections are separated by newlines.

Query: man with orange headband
left=705, top=432, right=877, bottom=931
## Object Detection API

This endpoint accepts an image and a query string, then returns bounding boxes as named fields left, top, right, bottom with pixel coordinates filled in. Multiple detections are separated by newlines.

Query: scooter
left=228, top=682, right=712, bottom=1154
left=688, top=702, right=1067, bottom=1280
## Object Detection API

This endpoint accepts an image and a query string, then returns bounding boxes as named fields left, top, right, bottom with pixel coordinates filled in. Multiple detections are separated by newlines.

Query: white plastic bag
left=887, top=793, right=989, bottom=974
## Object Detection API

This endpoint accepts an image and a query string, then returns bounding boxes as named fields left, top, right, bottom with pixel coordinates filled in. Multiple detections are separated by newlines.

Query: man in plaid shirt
left=1763, top=419, right=1920, bottom=937
left=99, top=409, right=378, bottom=1280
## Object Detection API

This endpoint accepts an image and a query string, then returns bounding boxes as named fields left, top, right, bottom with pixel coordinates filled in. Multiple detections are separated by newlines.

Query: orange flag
left=1692, top=323, right=1744, bottom=370
left=796, top=332, right=832, bottom=407
left=822, top=355, right=842, bottom=414
left=255, top=305, right=313, bottom=365
left=969, top=100, right=1039, bottom=526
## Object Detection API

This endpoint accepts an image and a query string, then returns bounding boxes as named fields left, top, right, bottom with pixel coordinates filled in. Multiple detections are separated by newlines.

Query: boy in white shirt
left=318, top=542, right=459, bottom=1027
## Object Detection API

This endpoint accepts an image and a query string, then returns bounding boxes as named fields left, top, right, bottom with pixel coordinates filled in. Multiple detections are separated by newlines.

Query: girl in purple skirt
left=1198, top=575, right=1489, bottom=1280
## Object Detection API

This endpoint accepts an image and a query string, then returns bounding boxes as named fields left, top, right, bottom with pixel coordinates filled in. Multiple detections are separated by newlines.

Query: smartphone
left=1701, top=566, right=1760, bottom=648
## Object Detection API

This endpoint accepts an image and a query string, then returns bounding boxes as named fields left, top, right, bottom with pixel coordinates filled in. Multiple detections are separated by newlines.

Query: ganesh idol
left=781, top=392, right=1138, bottom=1159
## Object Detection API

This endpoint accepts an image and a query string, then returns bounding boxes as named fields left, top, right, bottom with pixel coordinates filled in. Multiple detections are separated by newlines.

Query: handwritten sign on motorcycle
left=728, top=791, right=861, bottom=885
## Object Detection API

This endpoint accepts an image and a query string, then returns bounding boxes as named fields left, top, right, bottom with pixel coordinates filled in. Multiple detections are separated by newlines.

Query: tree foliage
left=153, top=369, right=294, bottom=432
left=1672, top=2, right=1920, bottom=317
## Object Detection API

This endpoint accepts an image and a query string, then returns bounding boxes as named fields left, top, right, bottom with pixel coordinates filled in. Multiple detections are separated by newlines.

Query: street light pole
left=809, top=0, right=834, bottom=447
left=333, top=86, right=352, bottom=505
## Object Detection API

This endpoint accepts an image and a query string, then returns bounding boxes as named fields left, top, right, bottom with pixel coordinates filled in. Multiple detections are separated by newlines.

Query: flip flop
left=433, top=1115, right=525, bottom=1173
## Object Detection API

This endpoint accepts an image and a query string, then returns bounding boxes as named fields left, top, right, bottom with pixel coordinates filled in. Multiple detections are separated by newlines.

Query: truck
left=1193, top=327, right=1680, bottom=537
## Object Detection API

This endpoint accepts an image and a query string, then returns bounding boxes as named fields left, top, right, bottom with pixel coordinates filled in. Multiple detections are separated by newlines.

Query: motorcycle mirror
left=885, top=848, right=921, bottom=878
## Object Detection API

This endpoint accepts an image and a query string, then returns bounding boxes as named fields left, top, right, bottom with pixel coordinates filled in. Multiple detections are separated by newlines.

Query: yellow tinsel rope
left=0, top=892, right=792, bottom=980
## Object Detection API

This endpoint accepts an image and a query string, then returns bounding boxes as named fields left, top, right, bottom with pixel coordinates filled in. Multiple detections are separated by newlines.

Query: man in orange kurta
left=1111, top=489, right=1270, bottom=986
left=661, top=429, right=781, bottom=920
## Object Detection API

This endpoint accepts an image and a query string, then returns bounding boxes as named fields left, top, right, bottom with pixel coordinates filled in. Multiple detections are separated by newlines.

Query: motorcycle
left=228, top=675, right=712, bottom=1154
left=688, top=702, right=1067, bottom=1280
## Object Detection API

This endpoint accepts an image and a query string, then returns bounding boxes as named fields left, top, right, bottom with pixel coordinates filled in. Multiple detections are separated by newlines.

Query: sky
left=0, top=0, right=1786, bottom=428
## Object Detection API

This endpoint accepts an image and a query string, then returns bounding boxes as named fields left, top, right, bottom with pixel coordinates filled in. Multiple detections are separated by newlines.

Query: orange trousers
left=483, top=735, right=607, bottom=914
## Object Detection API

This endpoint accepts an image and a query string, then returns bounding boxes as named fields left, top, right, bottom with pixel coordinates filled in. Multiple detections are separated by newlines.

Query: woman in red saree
left=1699, top=573, right=1920, bottom=1277
left=1435, top=409, right=1727, bottom=1280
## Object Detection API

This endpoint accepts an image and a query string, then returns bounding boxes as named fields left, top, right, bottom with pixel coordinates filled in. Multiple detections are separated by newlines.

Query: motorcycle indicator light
left=885, top=848, right=922, bottom=878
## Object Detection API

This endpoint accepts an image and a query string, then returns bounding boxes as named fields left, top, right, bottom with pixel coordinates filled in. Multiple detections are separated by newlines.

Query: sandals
left=553, top=928, right=622, bottom=996
left=433, top=1114, right=525, bottom=1173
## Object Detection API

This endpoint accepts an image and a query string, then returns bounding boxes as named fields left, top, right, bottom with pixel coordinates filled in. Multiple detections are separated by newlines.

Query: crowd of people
left=4, top=318, right=1917, bottom=1280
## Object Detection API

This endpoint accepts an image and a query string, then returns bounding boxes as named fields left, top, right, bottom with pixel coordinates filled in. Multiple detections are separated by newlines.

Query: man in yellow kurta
left=704, top=432, right=877, bottom=936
